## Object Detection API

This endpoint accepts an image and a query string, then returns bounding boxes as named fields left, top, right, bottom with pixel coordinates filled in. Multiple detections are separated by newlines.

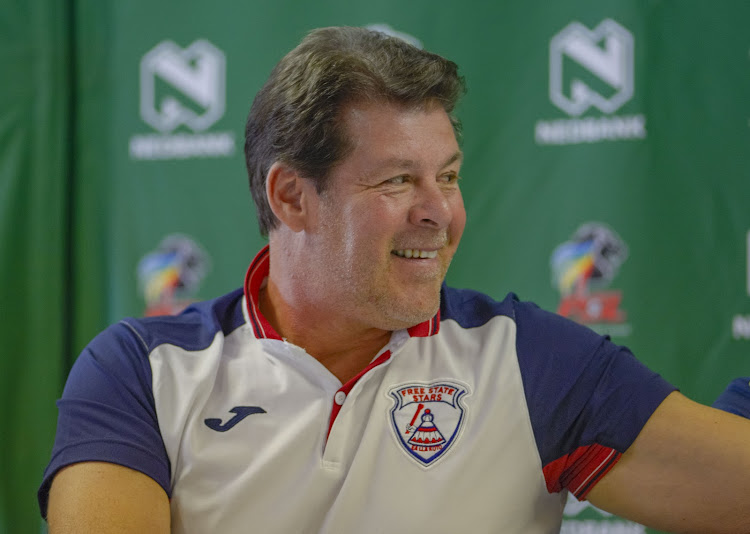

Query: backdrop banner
left=5, top=1, right=749, bottom=533
left=0, top=1, right=71, bottom=533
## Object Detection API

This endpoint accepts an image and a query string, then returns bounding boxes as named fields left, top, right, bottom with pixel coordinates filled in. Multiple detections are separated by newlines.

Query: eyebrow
left=369, top=150, right=464, bottom=176
left=441, top=150, right=464, bottom=169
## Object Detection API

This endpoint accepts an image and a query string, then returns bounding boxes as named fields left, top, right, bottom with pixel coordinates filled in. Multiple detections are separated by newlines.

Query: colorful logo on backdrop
left=535, top=19, right=647, bottom=145
left=551, top=223, right=631, bottom=337
left=137, top=234, right=211, bottom=316
left=129, top=39, right=235, bottom=160
left=732, top=229, right=750, bottom=340
left=389, top=381, right=468, bottom=467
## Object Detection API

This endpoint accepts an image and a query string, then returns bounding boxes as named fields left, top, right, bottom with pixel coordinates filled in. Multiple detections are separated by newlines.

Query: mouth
left=392, top=249, right=439, bottom=259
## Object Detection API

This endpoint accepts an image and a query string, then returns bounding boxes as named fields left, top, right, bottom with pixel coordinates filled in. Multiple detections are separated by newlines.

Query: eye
left=439, top=172, right=460, bottom=184
left=385, top=175, right=407, bottom=185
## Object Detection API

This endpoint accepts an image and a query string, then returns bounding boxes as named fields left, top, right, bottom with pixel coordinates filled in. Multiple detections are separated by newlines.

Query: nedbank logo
left=129, top=39, right=235, bottom=160
left=535, top=19, right=646, bottom=145
left=549, top=19, right=633, bottom=116
left=140, top=40, right=225, bottom=132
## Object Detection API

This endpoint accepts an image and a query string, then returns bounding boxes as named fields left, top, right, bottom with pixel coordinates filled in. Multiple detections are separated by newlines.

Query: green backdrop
left=2, top=1, right=749, bottom=532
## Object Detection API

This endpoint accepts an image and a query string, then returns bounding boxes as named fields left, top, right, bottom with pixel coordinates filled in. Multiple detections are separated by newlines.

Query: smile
left=392, top=249, right=438, bottom=259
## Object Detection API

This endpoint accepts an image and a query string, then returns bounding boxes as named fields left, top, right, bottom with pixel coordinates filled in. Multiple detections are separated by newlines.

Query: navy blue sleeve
left=440, top=287, right=677, bottom=497
left=37, top=320, right=171, bottom=519
left=713, top=377, right=750, bottom=418
left=512, top=297, right=676, bottom=497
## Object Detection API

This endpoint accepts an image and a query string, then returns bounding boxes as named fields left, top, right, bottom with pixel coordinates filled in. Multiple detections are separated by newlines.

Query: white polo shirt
left=40, top=245, right=674, bottom=533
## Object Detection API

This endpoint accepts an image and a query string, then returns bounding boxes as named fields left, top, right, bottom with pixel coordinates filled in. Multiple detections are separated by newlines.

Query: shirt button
left=334, top=391, right=347, bottom=405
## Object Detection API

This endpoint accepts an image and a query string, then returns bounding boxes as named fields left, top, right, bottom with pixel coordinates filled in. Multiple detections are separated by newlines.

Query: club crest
left=388, top=381, right=468, bottom=466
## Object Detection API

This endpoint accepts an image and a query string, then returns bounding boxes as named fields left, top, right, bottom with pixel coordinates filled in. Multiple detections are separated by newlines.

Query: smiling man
left=40, top=27, right=750, bottom=534
left=258, top=98, right=465, bottom=382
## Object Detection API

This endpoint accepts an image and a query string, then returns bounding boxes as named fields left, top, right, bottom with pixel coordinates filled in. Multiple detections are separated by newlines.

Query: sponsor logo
left=562, top=494, right=646, bottom=533
left=129, top=39, right=235, bottom=160
left=536, top=19, right=647, bottom=145
left=560, top=521, right=646, bottom=534
left=365, top=23, right=422, bottom=48
left=564, top=494, right=613, bottom=518
left=205, top=406, right=266, bottom=432
left=388, top=381, right=468, bottom=466
left=137, top=234, right=211, bottom=316
left=733, top=315, right=750, bottom=340
left=551, top=223, right=631, bottom=337
left=731, top=230, right=750, bottom=340
left=549, top=19, right=633, bottom=116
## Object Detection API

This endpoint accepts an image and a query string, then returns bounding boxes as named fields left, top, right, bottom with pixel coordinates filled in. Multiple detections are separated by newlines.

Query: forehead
left=335, top=100, right=462, bottom=177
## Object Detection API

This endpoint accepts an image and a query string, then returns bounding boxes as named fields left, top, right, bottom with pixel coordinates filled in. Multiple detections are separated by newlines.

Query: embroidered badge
left=388, top=381, right=468, bottom=466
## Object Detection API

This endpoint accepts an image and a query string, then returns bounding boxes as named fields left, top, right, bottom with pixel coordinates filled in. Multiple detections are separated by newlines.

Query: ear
left=265, top=162, right=310, bottom=233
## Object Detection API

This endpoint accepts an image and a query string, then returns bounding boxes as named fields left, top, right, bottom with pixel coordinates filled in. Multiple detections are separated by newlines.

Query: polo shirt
left=39, top=245, right=675, bottom=533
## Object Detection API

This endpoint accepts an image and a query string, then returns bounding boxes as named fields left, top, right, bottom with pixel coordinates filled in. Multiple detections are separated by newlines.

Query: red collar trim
left=407, top=311, right=441, bottom=337
left=243, top=245, right=440, bottom=339
left=243, top=245, right=282, bottom=340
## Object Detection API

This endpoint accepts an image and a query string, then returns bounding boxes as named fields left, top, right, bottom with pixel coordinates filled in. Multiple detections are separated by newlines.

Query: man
left=40, top=27, right=750, bottom=533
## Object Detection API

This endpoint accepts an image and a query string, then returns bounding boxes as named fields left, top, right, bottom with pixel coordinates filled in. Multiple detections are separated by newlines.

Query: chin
left=375, top=297, right=441, bottom=331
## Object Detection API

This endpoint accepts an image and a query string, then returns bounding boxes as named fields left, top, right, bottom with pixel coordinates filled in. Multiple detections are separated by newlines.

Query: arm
left=47, top=462, right=170, bottom=534
left=39, top=321, right=173, bottom=525
left=587, top=391, right=750, bottom=534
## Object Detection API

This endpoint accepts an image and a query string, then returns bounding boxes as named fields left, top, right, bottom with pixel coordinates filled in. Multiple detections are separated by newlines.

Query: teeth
left=393, top=249, right=438, bottom=259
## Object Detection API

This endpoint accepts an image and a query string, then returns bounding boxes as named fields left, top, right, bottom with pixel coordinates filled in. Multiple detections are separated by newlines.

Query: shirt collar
left=243, top=245, right=440, bottom=340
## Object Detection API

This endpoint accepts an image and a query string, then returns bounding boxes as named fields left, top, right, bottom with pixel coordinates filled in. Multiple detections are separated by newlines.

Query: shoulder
left=64, top=288, right=246, bottom=400
left=111, top=288, right=246, bottom=355
left=40, top=288, right=248, bottom=515
left=440, top=284, right=674, bottom=453
left=440, top=285, right=599, bottom=349
left=439, top=285, right=515, bottom=328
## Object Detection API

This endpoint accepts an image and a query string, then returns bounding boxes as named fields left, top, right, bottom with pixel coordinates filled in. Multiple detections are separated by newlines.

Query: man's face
left=302, top=100, right=466, bottom=331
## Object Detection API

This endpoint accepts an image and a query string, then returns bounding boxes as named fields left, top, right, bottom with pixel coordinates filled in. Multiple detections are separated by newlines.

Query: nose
left=408, top=181, right=455, bottom=229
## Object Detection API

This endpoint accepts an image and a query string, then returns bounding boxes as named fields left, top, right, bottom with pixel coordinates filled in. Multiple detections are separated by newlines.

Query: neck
left=259, top=254, right=392, bottom=384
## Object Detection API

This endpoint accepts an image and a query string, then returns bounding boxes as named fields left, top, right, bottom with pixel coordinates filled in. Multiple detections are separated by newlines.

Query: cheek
left=349, top=198, right=403, bottom=237
left=336, top=207, right=386, bottom=256
left=450, top=194, right=467, bottom=240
